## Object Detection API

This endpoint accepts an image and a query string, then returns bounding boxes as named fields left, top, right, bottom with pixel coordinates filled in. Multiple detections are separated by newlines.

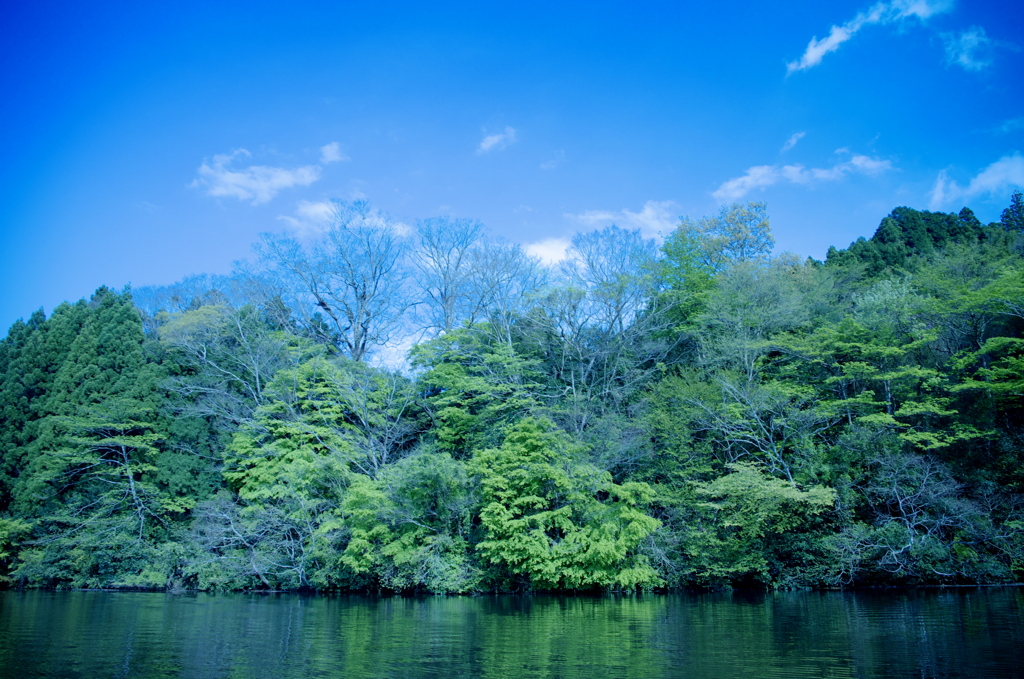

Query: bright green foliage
left=338, top=453, right=478, bottom=592
left=411, top=326, right=543, bottom=456
left=657, top=227, right=716, bottom=327
left=226, top=355, right=416, bottom=487
left=945, top=265, right=1024, bottom=409
left=786, top=299, right=982, bottom=452
left=218, top=355, right=421, bottom=589
left=229, top=357, right=356, bottom=496
left=219, top=358, right=357, bottom=587
left=3, top=199, right=1024, bottom=592
left=472, top=419, right=661, bottom=590
left=954, top=336, right=1024, bottom=405
left=684, top=463, right=836, bottom=587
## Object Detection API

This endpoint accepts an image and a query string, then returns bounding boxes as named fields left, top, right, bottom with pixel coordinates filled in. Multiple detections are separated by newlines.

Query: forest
left=1, top=194, right=1023, bottom=593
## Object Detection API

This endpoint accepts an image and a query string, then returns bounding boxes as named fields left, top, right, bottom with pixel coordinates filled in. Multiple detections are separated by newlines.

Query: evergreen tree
left=14, top=288, right=176, bottom=587
left=1002, top=190, right=1024, bottom=232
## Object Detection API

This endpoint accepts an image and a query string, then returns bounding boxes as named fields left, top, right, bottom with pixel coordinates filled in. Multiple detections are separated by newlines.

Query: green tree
left=657, top=226, right=715, bottom=328
left=684, top=463, right=836, bottom=587
left=338, top=452, right=479, bottom=592
left=14, top=288, right=179, bottom=587
left=471, top=418, right=661, bottom=590
left=680, top=201, right=774, bottom=273
left=1001, top=190, right=1024, bottom=232
left=214, top=356, right=418, bottom=588
left=158, top=303, right=296, bottom=427
left=411, top=327, right=543, bottom=456
left=0, top=302, right=91, bottom=516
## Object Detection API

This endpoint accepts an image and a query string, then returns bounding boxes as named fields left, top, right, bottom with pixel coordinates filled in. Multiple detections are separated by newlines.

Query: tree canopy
left=2, top=195, right=1023, bottom=592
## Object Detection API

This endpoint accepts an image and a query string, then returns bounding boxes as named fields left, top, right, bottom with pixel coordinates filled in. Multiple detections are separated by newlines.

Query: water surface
left=1, top=588, right=1021, bottom=678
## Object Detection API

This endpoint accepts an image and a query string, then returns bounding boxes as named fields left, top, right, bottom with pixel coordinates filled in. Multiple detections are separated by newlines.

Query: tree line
left=1, top=194, right=1022, bottom=592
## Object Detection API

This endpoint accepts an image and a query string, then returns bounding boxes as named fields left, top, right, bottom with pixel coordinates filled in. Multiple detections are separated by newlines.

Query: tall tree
left=15, top=288, right=178, bottom=587
left=1002, top=190, right=1024, bottom=232
left=412, top=217, right=486, bottom=334
left=260, top=200, right=409, bottom=361
left=678, top=201, right=774, bottom=273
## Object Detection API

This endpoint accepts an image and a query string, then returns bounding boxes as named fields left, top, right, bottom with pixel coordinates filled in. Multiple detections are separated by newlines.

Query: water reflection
left=1, top=589, right=1021, bottom=678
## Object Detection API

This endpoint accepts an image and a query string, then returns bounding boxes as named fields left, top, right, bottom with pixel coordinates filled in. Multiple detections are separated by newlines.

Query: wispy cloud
left=277, top=200, right=334, bottom=238
left=929, top=153, right=1024, bottom=209
left=941, top=26, right=1017, bottom=72
left=477, top=126, right=517, bottom=154
left=781, top=132, right=806, bottom=154
left=787, top=0, right=953, bottom=74
left=996, top=118, right=1024, bottom=135
left=713, top=152, right=893, bottom=202
left=540, top=150, right=566, bottom=170
left=320, top=141, right=348, bottom=164
left=525, top=238, right=571, bottom=265
left=567, top=200, right=679, bottom=240
left=192, top=150, right=321, bottom=204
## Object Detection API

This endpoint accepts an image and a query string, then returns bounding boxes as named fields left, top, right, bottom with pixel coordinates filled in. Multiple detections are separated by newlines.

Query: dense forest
left=2, top=194, right=1023, bottom=592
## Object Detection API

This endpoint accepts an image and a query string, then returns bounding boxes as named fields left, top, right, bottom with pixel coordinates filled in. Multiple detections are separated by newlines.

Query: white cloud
left=477, top=126, right=517, bottom=154
left=781, top=132, right=806, bottom=153
left=525, top=238, right=571, bottom=265
left=713, top=152, right=893, bottom=202
left=787, top=0, right=953, bottom=73
left=568, top=200, right=679, bottom=240
left=540, top=150, right=566, bottom=170
left=929, top=153, right=1024, bottom=209
left=192, top=150, right=321, bottom=205
left=277, top=200, right=334, bottom=238
left=279, top=199, right=413, bottom=239
left=320, top=141, right=348, bottom=164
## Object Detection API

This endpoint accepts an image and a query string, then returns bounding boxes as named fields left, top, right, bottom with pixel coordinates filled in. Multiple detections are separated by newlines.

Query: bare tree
left=410, top=219, right=546, bottom=345
left=560, top=225, right=659, bottom=335
left=469, top=239, right=546, bottom=345
left=523, top=226, right=677, bottom=433
left=191, top=492, right=320, bottom=590
left=259, top=200, right=409, bottom=362
left=412, top=217, right=485, bottom=334
left=158, top=304, right=291, bottom=426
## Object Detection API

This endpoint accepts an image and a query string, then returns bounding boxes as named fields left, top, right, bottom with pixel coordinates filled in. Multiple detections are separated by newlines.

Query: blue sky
left=1, top=0, right=1021, bottom=329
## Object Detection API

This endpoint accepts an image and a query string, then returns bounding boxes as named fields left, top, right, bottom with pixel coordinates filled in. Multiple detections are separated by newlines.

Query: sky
left=1, top=0, right=1022, bottom=329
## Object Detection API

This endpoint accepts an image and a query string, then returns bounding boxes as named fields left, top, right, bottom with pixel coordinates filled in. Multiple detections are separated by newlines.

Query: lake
left=1, top=588, right=1021, bottom=678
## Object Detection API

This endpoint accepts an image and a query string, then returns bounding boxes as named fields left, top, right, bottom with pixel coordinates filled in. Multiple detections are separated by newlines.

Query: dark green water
left=1, top=589, right=1021, bottom=678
